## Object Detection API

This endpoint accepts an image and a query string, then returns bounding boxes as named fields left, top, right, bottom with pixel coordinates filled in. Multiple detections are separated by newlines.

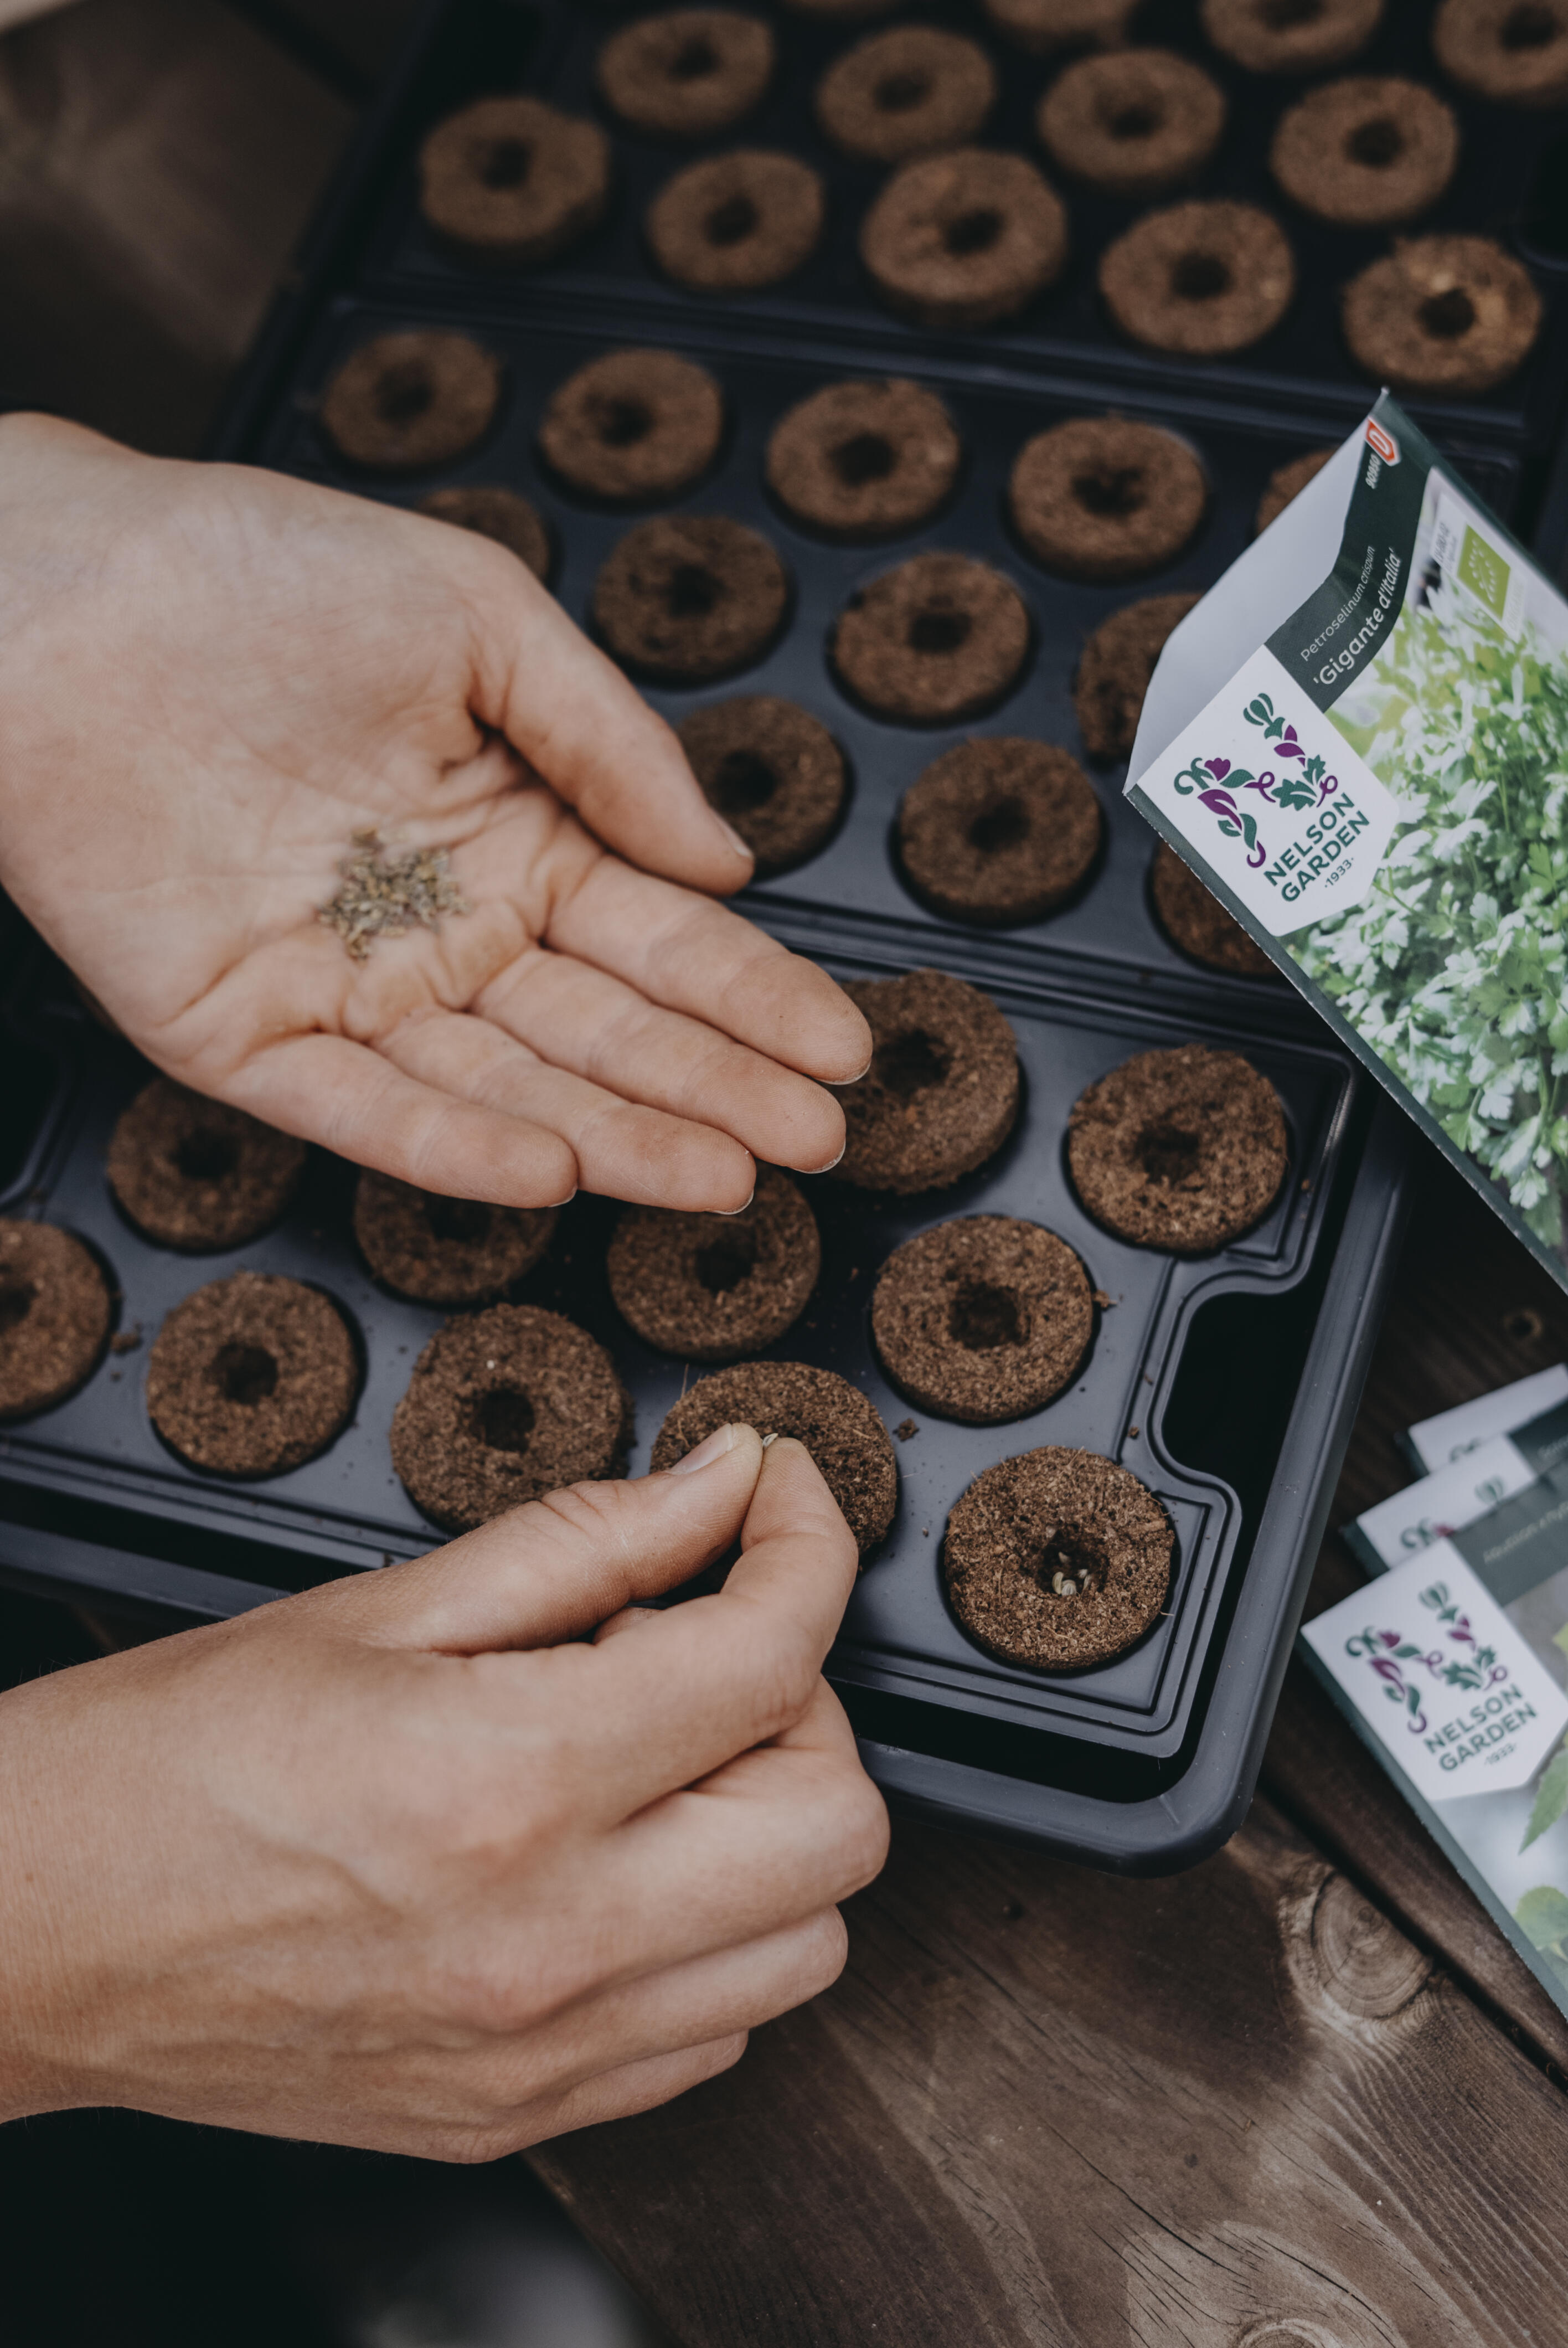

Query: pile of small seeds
left=318, top=830, right=470, bottom=962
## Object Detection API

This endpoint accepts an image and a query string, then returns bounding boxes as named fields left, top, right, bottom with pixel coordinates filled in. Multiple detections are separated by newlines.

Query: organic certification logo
left=1457, top=524, right=1510, bottom=618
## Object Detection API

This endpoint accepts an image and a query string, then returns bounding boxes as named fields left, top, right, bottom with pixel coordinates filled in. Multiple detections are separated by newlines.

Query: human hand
left=0, top=1426, right=886, bottom=2157
left=0, top=417, right=870, bottom=1212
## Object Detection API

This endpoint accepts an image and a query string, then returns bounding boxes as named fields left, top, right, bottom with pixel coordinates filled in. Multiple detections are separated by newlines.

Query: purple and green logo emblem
left=1343, top=1581, right=1509, bottom=1737
left=1170, top=694, right=1339, bottom=867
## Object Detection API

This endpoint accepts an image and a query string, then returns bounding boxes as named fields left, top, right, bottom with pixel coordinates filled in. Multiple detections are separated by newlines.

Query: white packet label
left=1131, top=644, right=1405, bottom=937
left=1407, top=1365, right=1568, bottom=1472
left=1302, top=1551, right=1568, bottom=1802
left=1352, top=1435, right=1538, bottom=1568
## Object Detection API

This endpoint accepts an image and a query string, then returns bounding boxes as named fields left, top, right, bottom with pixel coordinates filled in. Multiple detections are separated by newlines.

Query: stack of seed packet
left=1302, top=1366, right=1568, bottom=2017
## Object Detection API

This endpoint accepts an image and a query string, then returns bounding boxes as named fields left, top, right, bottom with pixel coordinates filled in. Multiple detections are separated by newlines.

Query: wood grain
left=1265, top=1653, right=1568, bottom=2079
left=534, top=1798, right=1568, bottom=2347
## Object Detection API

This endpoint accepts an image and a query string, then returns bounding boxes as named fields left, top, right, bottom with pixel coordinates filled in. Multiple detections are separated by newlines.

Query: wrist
left=0, top=1670, right=106, bottom=2123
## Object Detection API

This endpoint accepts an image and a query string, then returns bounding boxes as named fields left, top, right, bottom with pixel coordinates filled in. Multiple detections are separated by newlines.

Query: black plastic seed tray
left=0, top=898, right=1406, bottom=1867
left=267, top=298, right=1521, bottom=961
left=318, top=0, right=1568, bottom=457
left=0, top=0, right=1448, bottom=1872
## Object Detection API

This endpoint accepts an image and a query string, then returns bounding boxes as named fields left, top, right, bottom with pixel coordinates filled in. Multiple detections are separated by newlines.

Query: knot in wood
left=1309, top=1872, right=1432, bottom=2021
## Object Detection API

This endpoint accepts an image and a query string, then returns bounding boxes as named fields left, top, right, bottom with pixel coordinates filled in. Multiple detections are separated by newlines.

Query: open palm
left=0, top=419, right=869, bottom=1210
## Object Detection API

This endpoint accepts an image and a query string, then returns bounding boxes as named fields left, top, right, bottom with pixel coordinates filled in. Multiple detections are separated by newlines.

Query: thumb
left=456, top=543, right=754, bottom=894
left=316, top=1424, right=766, bottom=1654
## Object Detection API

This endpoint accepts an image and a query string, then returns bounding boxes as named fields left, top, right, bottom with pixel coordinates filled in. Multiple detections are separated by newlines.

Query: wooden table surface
left=7, top=7, right=1566, bottom=2342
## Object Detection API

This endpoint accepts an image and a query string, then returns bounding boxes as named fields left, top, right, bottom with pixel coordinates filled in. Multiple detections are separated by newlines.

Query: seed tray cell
left=344, top=0, right=1568, bottom=452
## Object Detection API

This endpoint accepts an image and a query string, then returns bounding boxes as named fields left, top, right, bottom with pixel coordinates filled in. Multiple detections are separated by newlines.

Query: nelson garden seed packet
left=1305, top=1394, right=1568, bottom=2019
left=1127, top=392, right=1568, bottom=1293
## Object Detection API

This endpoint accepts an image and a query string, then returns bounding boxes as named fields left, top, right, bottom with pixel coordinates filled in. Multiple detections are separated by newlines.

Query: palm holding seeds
left=0, top=419, right=869, bottom=1215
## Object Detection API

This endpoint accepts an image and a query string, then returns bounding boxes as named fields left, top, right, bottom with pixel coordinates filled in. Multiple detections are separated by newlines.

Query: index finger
left=543, top=1436, right=860, bottom=1825
left=453, top=537, right=753, bottom=898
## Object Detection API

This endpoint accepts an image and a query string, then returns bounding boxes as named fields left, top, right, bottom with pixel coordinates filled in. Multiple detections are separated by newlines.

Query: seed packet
left=1303, top=1551, right=1568, bottom=2015
left=1347, top=1392, right=1568, bottom=1573
left=1304, top=1395, right=1568, bottom=2016
left=1343, top=1433, right=1540, bottom=1575
left=1128, top=393, right=1568, bottom=1294
left=1404, top=1362, right=1568, bottom=1472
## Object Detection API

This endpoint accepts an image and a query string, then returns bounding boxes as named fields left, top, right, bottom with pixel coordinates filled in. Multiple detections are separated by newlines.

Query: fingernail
left=668, top=1422, right=738, bottom=1474
left=826, top=1058, right=874, bottom=1088
left=713, top=815, right=755, bottom=865
left=760, top=1431, right=780, bottom=1450
left=716, top=1189, right=755, bottom=1217
left=548, top=1188, right=577, bottom=1208
left=792, top=1142, right=845, bottom=1174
